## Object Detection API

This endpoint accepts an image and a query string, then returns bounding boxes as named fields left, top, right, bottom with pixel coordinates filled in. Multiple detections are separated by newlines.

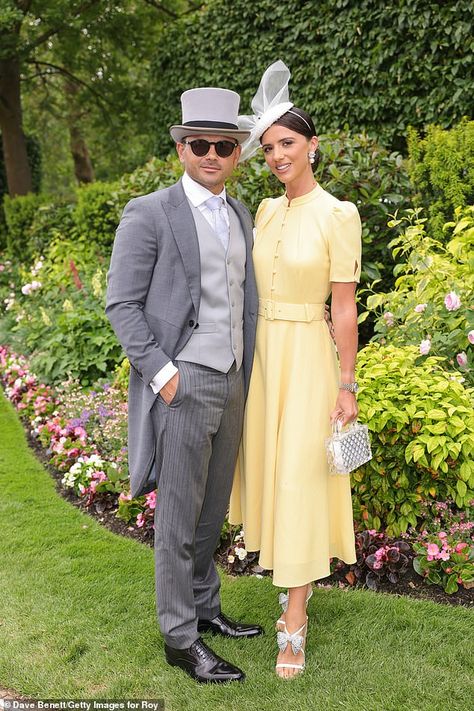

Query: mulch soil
left=25, top=429, right=474, bottom=610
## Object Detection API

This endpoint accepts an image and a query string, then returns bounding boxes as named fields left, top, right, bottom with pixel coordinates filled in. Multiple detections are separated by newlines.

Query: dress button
left=188, top=319, right=195, bottom=327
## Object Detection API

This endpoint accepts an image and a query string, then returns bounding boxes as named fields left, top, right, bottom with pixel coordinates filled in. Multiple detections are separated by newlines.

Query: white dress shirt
left=149, top=172, right=230, bottom=394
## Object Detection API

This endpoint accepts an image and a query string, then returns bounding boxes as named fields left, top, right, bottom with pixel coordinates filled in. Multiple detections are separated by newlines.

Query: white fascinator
left=238, top=60, right=294, bottom=162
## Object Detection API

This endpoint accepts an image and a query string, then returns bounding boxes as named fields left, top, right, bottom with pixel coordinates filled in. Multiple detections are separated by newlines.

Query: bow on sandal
left=275, top=618, right=308, bottom=677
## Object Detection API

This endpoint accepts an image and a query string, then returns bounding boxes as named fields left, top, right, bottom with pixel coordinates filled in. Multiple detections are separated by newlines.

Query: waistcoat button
left=188, top=319, right=195, bottom=327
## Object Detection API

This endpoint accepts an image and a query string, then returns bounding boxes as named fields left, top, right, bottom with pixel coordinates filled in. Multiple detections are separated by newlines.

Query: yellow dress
left=229, top=183, right=361, bottom=588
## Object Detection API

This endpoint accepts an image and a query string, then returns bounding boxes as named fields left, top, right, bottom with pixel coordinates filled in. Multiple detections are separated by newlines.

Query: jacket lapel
left=162, top=180, right=201, bottom=315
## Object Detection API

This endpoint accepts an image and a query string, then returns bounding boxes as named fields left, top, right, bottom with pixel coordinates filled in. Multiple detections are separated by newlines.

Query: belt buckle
left=264, top=299, right=275, bottom=320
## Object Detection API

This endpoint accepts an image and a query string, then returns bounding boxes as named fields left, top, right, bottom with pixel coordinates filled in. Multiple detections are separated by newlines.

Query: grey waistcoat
left=176, top=201, right=246, bottom=371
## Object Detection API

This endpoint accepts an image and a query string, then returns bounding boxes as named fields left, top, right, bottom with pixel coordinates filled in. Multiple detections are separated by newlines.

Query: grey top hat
left=170, top=87, right=251, bottom=144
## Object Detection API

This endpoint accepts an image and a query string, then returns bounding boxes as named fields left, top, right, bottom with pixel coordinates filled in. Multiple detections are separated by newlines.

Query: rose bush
left=365, top=206, right=474, bottom=384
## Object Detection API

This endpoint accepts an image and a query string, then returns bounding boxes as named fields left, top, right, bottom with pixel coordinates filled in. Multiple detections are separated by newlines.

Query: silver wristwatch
left=340, top=382, right=359, bottom=394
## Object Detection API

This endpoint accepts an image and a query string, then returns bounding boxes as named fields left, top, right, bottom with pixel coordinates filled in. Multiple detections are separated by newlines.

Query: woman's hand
left=330, top=389, right=358, bottom=427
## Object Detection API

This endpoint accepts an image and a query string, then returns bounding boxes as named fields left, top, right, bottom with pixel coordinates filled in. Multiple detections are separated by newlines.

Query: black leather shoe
left=164, top=637, right=245, bottom=684
left=197, top=612, right=264, bottom=639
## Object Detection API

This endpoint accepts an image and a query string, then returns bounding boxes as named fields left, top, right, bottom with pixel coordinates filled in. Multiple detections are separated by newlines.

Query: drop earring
left=308, top=151, right=316, bottom=164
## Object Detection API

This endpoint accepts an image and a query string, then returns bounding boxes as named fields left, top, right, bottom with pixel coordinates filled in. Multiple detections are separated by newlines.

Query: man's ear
left=176, top=142, right=185, bottom=163
left=233, top=144, right=242, bottom=166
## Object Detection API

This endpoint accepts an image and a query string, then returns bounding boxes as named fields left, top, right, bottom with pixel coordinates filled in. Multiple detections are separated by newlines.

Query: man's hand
left=324, top=304, right=335, bottom=342
left=160, top=372, right=179, bottom=405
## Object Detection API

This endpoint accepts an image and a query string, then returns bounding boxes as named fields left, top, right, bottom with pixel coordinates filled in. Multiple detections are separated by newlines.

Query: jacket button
left=188, top=319, right=195, bottom=327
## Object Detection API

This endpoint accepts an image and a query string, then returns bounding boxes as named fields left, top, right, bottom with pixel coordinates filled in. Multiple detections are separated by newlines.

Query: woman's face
left=260, top=125, right=318, bottom=185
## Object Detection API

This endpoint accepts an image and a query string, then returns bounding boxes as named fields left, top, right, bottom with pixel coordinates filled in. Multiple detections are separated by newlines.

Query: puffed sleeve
left=255, top=198, right=271, bottom=228
left=328, top=201, right=362, bottom=283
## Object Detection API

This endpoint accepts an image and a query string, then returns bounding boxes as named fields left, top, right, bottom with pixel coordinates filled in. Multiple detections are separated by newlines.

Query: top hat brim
left=170, top=125, right=251, bottom=144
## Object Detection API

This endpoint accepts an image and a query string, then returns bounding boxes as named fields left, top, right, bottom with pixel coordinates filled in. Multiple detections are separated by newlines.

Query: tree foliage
left=150, top=0, right=474, bottom=156
left=0, top=0, right=200, bottom=195
left=407, top=119, right=474, bottom=240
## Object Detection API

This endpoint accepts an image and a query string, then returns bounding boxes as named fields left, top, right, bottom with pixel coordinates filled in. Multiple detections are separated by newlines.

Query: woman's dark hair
left=264, top=106, right=321, bottom=172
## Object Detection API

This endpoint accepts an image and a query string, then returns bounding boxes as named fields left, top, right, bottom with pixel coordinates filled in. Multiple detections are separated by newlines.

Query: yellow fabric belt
left=258, top=298, right=325, bottom=322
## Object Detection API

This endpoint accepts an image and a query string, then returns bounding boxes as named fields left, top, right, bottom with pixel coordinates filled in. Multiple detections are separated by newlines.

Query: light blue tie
left=205, top=196, right=229, bottom=251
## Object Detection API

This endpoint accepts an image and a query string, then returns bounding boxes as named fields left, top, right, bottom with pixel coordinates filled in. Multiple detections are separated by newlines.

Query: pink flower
left=414, top=303, right=427, bottom=313
left=456, top=352, right=468, bottom=368
left=439, top=551, right=450, bottom=561
left=372, top=560, right=383, bottom=570
left=426, top=543, right=439, bottom=557
left=468, top=330, right=474, bottom=345
left=136, top=512, right=145, bottom=528
left=419, top=339, right=431, bottom=355
left=444, top=291, right=461, bottom=311
left=145, top=490, right=157, bottom=510
left=438, top=531, right=447, bottom=539
left=455, top=542, right=468, bottom=553
left=383, top=312, right=394, bottom=327
left=119, top=492, right=131, bottom=503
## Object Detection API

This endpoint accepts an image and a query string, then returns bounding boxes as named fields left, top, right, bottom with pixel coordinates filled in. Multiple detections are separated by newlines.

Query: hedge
left=150, top=0, right=474, bottom=156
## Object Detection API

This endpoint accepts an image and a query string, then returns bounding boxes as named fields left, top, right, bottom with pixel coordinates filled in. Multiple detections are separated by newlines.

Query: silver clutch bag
left=325, top=419, right=372, bottom=475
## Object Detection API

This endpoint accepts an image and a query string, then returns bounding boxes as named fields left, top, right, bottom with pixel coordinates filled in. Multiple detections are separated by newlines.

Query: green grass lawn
left=1, top=391, right=473, bottom=711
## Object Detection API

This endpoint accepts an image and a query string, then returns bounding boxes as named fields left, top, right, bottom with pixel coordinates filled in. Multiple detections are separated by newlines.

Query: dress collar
left=282, top=182, right=323, bottom=207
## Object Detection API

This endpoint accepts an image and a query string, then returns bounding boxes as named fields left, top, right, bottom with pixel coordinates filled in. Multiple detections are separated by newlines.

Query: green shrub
left=354, top=343, right=474, bottom=536
left=3, top=192, right=49, bottom=260
left=3, top=235, right=122, bottom=385
left=408, top=119, right=474, bottom=240
left=366, top=206, right=474, bottom=384
left=74, top=181, right=122, bottom=251
left=150, top=0, right=474, bottom=154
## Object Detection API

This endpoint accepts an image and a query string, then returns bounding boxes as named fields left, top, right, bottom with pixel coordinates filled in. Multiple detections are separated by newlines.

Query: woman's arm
left=329, top=281, right=358, bottom=426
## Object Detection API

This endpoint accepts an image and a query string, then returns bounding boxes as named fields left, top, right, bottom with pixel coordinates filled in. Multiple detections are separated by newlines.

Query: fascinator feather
left=238, top=60, right=294, bottom=162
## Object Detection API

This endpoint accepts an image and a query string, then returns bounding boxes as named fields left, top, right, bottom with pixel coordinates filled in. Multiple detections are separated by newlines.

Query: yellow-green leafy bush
left=354, top=343, right=474, bottom=536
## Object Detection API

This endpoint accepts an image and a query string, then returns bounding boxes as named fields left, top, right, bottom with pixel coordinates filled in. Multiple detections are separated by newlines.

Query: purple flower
left=468, top=330, right=474, bottom=345
left=456, top=352, right=468, bottom=368
left=97, top=404, right=109, bottom=419
left=383, top=312, right=394, bottom=327
left=444, top=291, right=461, bottom=311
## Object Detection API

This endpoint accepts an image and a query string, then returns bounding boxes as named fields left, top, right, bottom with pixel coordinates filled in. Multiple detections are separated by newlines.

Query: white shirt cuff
left=150, top=362, right=178, bottom=394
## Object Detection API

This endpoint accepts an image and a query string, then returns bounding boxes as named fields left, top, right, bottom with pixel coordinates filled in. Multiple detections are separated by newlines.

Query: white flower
left=414, top=303, right=427, bottom=313
left=235, top=547, right=248, bottom=561
left=61, top=471, right=77, bottom=487
left=444, top=291, right=461, bottom=311
left=227, top=555, right=235, bottom=564
left=419, top=339, right=431, bottom=355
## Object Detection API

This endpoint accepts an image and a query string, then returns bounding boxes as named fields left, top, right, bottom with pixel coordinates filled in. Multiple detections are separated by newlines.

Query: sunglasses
left=182, top=138, right=238, bottom=158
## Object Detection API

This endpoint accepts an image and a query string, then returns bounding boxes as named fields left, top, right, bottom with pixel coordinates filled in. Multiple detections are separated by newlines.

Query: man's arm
left=106, top=197, right=172, bottom=386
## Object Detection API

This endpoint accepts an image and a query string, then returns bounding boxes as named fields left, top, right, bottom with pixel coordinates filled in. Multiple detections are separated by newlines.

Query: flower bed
left=1, top=344, right=473, bottom=600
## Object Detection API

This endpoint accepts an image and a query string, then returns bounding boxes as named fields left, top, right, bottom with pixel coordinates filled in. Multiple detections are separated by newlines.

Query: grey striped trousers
left=151, top=360, right=244, bottom=648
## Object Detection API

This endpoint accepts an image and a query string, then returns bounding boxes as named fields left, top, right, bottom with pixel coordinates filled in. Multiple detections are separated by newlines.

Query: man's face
left=177, top=134, right=241, bottom=194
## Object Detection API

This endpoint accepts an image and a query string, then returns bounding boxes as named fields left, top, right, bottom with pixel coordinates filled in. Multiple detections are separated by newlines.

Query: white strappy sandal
left=275, top=617, right=308, bottom=678
left=278, top=584, right=313, bottom=613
